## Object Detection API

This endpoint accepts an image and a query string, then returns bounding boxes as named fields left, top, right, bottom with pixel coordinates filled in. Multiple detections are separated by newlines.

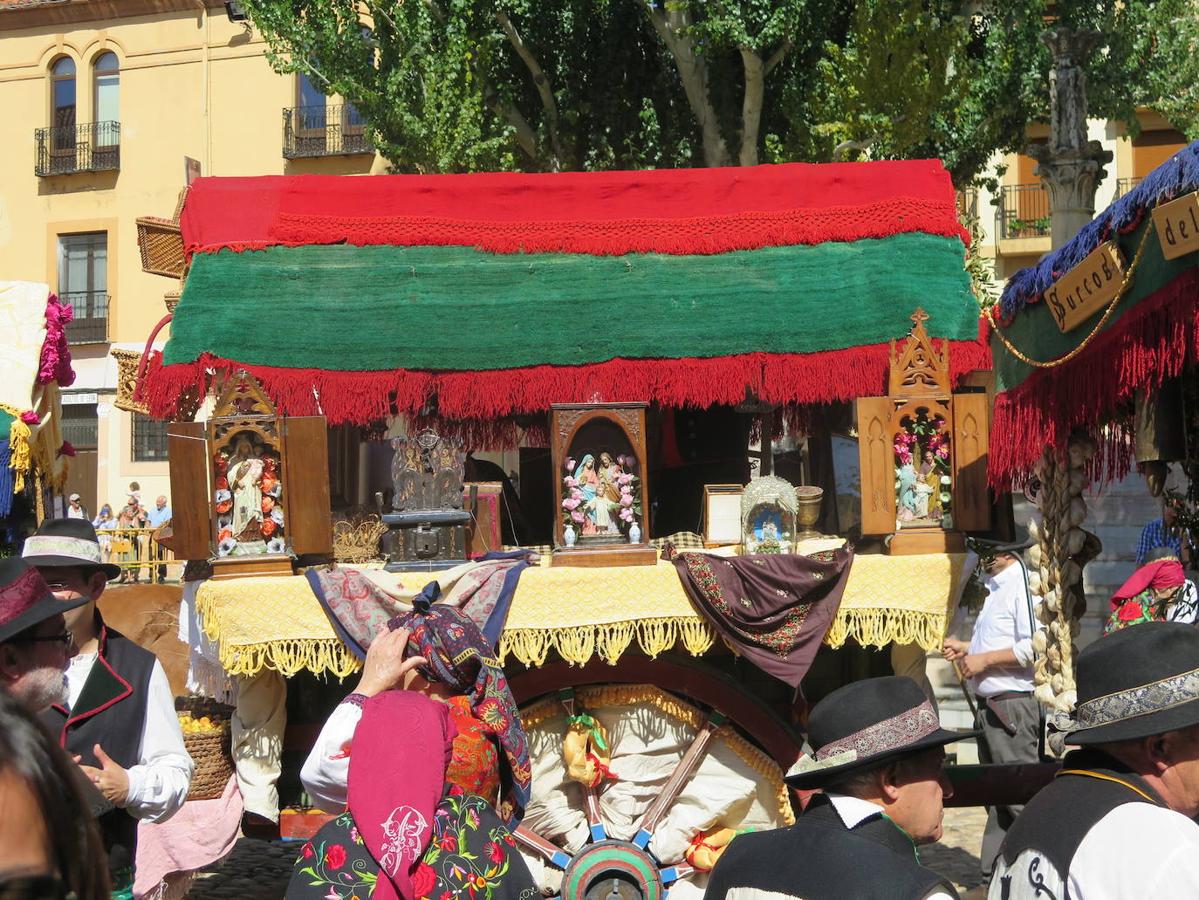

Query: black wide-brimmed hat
left=1068, top=622, right=1199, bottom=745
left=969, top=526, right=1034, bottom=557
left=0, top=557, right=87, bottom=643
left=785, top=676, right=976, bottom=789
left=22, top=518, right=121, bottom=580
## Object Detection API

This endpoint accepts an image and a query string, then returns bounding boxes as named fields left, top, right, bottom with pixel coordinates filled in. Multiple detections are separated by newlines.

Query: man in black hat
left=942, top=535, right=1042, bottom=876
left=704, top=676, right=973, bottom=900
left=22, top=518, right=192, bottom=899
left=0, top=557, right=85, bottom=712
left=989, top=622, right=1199, bottom=898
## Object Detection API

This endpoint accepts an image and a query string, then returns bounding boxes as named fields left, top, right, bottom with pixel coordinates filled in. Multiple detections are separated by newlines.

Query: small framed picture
left=702, top=484, right=744, bottom=546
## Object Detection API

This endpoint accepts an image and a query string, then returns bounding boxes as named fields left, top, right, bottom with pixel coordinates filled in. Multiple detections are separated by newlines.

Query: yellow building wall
left=0, top=2, right=372, bottom=514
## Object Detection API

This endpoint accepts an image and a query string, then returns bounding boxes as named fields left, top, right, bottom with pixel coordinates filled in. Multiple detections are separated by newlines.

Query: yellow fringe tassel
left=499, top=617, right=715, bottom=667
left=216, top=638, right=361, bottom=679
left=824, top=608, right=948, bottom=653
left=1, top=404, right=33, bottom=493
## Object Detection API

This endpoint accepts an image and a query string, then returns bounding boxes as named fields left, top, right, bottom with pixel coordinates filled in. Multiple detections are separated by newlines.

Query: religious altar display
left=0, top=281, right=74, bottom=522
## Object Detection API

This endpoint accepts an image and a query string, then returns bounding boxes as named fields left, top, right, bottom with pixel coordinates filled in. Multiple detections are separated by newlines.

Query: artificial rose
left=214, top=475, right=229, bottom=490
left=565, top=458, right=576, bottom=472
left=620, top=495, right=633, bottom=507
left=619, top=508, right=634, bottom=522
left=20, top=410, right=39, bottom=425
left=571, top=510, right=585, bottom=524
left=562, top=498, right=580, bottom=511
left=1117, top=600, right=1145, bottom=622
left=411, top=863, right=438, bottom=899
left=58, top=441, right=75, bottom=458
left=261, top=519, right=278, bottom=537
left=618, top=474, right=633, bottom=486
left=324, top=844, right=347, bottom=869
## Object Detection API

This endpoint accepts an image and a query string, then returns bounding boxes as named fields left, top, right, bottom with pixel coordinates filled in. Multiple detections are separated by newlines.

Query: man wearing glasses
left=0, top=556, right=83, bottom=712
left=23, top=518, right=192, bottom=900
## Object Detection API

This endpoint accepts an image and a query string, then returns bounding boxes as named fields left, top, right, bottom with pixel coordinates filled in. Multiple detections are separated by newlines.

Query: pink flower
left=571, top=510, right=585, bottom=523
left=562, top=498, right=581, bottom=511
left=619, top=508, right=634, bottom=522
left=19, top=410, right=39, bottom=425
left=564, top=476, right=578, bottom=488
left=620, top=495, right=633, bottom=508
left=618, top=473, right=633, bottom=486
left=565, top=458, right=576, bottom=472
left=571, top=487, right=583, bottom=500
left=58, top=440, right=75, bottom=457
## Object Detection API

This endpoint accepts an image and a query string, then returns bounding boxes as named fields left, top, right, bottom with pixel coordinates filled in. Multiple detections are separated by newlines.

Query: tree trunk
left=496, top=10, right=564, bottom=171
left=739, top=48, right=764, bottom=166
left=644, top=5, right=730, bottom=167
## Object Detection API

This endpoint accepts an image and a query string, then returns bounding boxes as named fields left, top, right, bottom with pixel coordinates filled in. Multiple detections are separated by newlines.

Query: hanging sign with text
left=1044, top=241, right=1125, bottom=333
left=1152, top=191, right=1199, bottom=261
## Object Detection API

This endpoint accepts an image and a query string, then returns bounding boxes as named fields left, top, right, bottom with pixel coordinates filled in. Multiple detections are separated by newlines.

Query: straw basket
left=136, top=216, right=186, bottom=278
left=176, top=697, right=234, bottom=802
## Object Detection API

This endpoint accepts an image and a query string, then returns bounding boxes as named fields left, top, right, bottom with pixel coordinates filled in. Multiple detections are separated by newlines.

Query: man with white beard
left=0, top=557, right=83, bottom=711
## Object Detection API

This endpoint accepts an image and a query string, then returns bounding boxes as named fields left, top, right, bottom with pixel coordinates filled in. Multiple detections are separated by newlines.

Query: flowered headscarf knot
left=388, top=598, right=531, bottom=825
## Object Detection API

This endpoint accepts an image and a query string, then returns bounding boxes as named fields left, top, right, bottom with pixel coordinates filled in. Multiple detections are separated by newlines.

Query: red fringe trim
left=989, top=268, right=1199, bottom=489
left=255, top=198, right=969, bottom=259
left=143, top=337, right=991, bottom=439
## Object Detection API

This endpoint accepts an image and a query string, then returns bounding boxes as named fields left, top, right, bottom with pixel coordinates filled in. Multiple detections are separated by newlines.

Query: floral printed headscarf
left=389, top=598, right=531, bottom=824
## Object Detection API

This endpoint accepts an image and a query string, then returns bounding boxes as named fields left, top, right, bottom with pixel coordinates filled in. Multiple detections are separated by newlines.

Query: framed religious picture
left=550, top=403, right=656, bottom=567
left=741, top=476, right=797, bottom=554
left=702, top=484, right=744, bottom=547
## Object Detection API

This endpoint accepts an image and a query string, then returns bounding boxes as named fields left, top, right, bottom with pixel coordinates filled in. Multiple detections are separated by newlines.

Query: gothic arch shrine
left=856, top=309, right=990, bottom=555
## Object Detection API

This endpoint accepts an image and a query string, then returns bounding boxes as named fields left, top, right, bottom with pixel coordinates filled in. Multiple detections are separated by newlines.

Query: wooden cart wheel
left=509, top=660, right=800, bottom=900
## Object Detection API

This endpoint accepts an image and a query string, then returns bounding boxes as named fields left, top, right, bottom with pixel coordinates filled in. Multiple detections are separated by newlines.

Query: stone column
left=1028, top=28, right=1113, bottom=249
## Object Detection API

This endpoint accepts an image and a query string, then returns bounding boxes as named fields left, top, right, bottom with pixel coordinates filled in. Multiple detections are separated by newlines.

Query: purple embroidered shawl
left=672, top=547, right=853, bottom=691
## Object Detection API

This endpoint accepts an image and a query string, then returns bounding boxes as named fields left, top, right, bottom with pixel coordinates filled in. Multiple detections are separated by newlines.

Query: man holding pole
left=942, top=535, right=1043, bottom=879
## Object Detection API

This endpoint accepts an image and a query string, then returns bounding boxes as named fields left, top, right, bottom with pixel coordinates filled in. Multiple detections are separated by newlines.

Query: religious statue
left=227, top=435, right=266, bottom=542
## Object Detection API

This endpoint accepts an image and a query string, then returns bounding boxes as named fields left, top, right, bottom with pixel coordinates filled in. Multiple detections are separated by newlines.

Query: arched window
left=51, top=56, right=76, bottom=129
left=93, top=52, right=119, bottom=123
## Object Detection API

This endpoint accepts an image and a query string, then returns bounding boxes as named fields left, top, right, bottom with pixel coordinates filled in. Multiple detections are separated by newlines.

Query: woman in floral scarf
left=288, top=600, right=535, bottom=900
left=1104, top=557, right=1188, bottom=634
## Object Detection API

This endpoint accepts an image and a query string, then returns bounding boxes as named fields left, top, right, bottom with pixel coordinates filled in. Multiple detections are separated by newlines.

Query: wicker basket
left=177, top=696, right=234, bottom=802
left=136, top=216, right=186, bottom=278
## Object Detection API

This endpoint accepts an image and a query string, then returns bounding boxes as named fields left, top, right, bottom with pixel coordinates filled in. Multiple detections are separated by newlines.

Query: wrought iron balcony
left=61, top=291, right=109, bottom=344
left=996, top=184, right=1051, bottom=239
left=1115, top=176, right=1143, bottom=198
left=35, top=122, right=121, bottom=176
left=283, top=105, right=372, bottom=158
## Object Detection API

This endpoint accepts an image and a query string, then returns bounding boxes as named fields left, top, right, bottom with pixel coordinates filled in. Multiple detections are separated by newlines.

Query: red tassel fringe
left=989, top=268, right=1199, bottom=489
left=143, top=337, right=991, bottom=444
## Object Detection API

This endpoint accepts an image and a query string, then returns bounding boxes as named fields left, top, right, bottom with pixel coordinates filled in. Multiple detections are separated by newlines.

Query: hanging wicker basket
left=136, top=216, right=186, bottom=279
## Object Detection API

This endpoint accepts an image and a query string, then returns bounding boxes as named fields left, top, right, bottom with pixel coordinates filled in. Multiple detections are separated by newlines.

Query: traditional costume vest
left=708, top=795, right=954, bottom=900
left=991, top=750, right=1162, bottom=900
left=42, top=620, right=156, bottom=877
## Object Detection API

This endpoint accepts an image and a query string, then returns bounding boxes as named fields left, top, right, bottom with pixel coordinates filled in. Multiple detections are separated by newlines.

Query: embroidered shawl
left=672, top=547, right=853, bottom=691
left=389, top=601, right=531, bottom=824
left=348, top=692, right=455, bottom=900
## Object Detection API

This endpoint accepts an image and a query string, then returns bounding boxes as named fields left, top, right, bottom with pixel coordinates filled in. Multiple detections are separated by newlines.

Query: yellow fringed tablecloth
left=195, top=553, right=972, bottom=678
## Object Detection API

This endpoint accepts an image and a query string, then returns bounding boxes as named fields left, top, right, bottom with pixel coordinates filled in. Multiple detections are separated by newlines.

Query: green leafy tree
left=242, top=0, right=1192, bottom=181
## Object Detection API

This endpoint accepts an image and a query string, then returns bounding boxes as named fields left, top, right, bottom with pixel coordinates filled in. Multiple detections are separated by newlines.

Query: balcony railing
left=35, top=122, right=121, bottom=176
left=283, top=105, right=372, bottom=158
left=996, top=184, right=1051, bottom=239
left=1115, top=176, right=1143, bottom=198
left=61, top=291, right=109, bottom=344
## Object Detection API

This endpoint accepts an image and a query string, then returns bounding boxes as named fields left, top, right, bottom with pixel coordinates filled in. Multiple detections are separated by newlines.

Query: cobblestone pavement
left=184, top=807, right=988, bottom=899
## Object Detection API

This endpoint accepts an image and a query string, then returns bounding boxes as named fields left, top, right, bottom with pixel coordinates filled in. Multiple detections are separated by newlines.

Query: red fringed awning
left=179, top=161, right=969, bottom=257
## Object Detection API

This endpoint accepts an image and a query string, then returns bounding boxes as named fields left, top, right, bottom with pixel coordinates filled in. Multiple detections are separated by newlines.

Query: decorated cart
left=0, top=281, right=75, bottom=542
left=987, top=139, right=1199, bottom=712
left=122, top=161, right=997, bottom=897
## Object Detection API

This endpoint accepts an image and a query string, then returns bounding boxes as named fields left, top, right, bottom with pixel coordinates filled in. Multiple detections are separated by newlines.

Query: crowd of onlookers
left=63, top=483, right=173, bottom=583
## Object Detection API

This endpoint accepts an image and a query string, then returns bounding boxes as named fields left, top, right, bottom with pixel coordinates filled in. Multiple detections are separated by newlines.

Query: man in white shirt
left=22, top=518, right=192, bottom=898
left=990, top=622, right=1199, bottom=898
left=705, top=676, right=975, bottom=900
left=942, top=535, right=1042, bottom=878
left=66, top=493, right=87, bottom=520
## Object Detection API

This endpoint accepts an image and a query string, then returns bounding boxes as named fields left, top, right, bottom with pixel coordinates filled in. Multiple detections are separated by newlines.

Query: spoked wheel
left=509, top=668, right=797, bottom=900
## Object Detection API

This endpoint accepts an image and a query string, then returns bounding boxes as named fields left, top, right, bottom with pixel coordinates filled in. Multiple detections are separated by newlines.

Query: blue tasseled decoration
left=999, top=140, right=1199, bottom=318
left=0, top=439, right=13, bottom=519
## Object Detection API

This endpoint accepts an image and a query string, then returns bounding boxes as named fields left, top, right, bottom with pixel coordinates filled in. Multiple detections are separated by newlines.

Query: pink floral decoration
left=58, top=440, right=76, bottom=457
left=37, top=293, right=76, bottom=387
left=20, top=411, right=39, bottom=425
left=565, top=457, right=576, bottom=472
left=571, top=510, right=585, bottom=524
